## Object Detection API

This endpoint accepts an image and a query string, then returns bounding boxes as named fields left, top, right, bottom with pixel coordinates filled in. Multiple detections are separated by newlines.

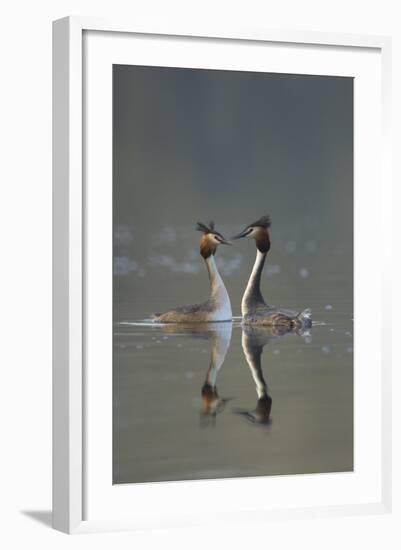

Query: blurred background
left=113, top=65, right=353, bottom=322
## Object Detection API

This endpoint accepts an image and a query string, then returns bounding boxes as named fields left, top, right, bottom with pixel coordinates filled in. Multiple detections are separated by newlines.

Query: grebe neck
left=241, top=249, right=267, bottom=316
left=204, top=255, right=232, bottom=319
left=205, top=255, right=227, bottom=298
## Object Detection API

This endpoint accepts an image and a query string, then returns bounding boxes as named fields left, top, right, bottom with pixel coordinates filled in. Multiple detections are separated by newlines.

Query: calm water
left=113, top=288, right=353, bottom=484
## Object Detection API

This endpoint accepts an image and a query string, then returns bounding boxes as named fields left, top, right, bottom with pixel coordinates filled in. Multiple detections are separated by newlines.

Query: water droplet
left=325, top=304, right=333, bottom=310
left=285, top=241, right=296, bottom=254
left=322, top=345, right=331, bottom=354
left=299, top=267, right=310, bottom=278
left=265, top=264, right=281, bottom=277
left=305, top=240, right=317, bottom=253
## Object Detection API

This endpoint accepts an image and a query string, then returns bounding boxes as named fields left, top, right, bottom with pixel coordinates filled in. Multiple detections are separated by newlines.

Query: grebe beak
left=216, top=235, right=232, bottom=245
left=231, top=227, right=251, bottom=240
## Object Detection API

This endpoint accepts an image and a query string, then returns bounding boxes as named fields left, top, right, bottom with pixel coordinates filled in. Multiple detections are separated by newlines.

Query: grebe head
left=232, top=216, right=271, bottom=253
left=196, top=221, right=231, bottom=259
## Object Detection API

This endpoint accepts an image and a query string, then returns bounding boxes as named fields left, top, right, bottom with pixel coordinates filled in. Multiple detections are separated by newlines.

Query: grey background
left=113, top=65, right=353, bottom=319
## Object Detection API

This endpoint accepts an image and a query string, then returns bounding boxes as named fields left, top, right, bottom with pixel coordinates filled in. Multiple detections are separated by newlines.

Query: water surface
left=113, top=301, right=353, bottom=484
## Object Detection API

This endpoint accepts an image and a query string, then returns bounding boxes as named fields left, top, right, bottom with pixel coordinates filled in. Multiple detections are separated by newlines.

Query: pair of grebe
left=201, top=324, right=273, bottom=426
left=153, top=216, right=311, bottom=328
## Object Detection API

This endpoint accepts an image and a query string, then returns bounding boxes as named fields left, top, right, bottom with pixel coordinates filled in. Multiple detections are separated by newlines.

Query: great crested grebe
left=232, top=216, right=312, bottom=328
left=152, top=222, right=233, bottom=323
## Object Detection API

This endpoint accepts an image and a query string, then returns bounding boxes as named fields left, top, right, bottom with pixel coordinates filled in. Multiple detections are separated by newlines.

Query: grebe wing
left=170, top=302, right=207, bottom=314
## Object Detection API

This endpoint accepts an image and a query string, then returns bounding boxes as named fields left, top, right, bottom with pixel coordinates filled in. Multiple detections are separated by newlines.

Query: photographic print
left=113, top=65, right=353, bottom=484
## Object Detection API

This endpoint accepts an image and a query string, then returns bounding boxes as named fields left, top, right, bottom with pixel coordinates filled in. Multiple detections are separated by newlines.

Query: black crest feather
left=196, top=221, right=215, bottom=234
left=248, top=215, right=271, bottom=229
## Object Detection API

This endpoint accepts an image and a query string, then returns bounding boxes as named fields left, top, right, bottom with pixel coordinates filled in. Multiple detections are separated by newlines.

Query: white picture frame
left=52, top=16, right=392, bottom=534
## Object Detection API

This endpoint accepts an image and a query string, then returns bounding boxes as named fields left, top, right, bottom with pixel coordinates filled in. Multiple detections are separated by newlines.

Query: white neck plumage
left=204, top=255, right=232, bottom=321
left=241, top=249, right=267, bottom=316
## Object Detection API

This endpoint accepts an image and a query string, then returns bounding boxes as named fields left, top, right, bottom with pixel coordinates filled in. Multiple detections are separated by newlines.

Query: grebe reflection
left=200, top=322, right=233, bottom=426
left=235, top=325, right=300, bottom=425
left=159, top=322, right=233, bottom=426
